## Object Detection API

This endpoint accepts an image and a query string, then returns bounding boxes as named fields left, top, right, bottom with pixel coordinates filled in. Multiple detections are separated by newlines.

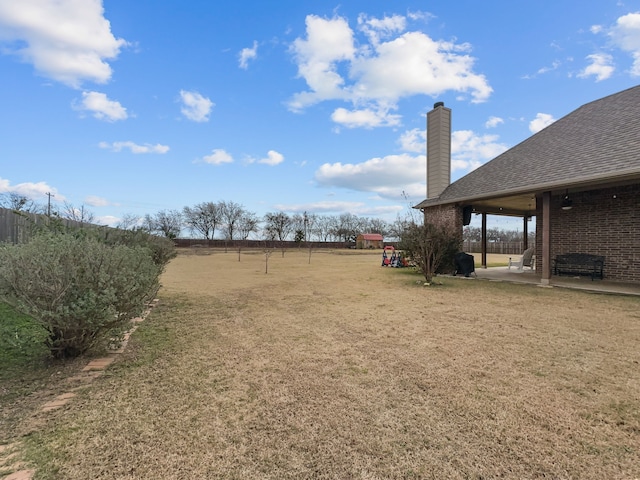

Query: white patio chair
left=508, top=247, right=535, bottom=271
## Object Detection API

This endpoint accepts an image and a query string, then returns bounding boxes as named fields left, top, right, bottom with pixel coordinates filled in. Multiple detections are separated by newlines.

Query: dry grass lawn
left=21, top=249, right=640, bottom=479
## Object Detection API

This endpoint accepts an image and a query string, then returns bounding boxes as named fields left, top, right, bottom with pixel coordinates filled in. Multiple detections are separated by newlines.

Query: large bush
left=0, top=232, right=162, bottom=358
left=102, top=227, right=176, bottom=270
left=399, top=221, right=461, bottom=283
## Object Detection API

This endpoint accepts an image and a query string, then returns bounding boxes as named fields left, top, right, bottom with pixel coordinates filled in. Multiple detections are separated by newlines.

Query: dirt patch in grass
left=20, top=249, right=640, bottom=479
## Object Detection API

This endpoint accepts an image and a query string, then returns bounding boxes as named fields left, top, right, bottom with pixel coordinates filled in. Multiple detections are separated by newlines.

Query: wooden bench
left=553, top=253, right=604, bottom=280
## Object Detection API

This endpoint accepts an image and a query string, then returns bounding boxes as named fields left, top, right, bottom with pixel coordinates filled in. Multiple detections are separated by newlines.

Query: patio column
left=523, top=216, right=528, bottom=250
left=541, top=191, right=551, bottom=285
left=481, top=212, right=487, bottom=268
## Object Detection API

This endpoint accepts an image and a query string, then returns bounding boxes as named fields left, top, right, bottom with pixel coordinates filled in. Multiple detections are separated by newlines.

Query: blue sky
left=1, top=0, right=640, bottom=232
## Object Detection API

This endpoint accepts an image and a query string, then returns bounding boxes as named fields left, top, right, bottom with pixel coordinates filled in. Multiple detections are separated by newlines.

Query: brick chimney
left=427, top=101, right=451, bottom=199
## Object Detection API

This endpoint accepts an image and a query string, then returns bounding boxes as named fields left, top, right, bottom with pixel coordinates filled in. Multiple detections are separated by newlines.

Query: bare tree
left=235, top=211, right=260, bottom=261
left=144, top=210, right=183, bottom=239
left=183, top=202, right=221, bottom=239
left=263, top=248, right=274, bottom=274
left=0, top=192, right=39, bottom=212
left=313, top=215, right=335, bottom=241
left=62, top=202, right=95, bottom=226
left=219, top=201, right=245, bottom=240
left=264, top=212, right=293, bottom=241
left=334, top=213, right=362, bottom=242
left=264, top=211, right=294, bottom=257
left=116, top=213, right=143, bottom=230
left=237, top=211, right=259, bottom=240
left=366, top=217, right=390, bottom=237
left=398, top=207, right=462, bottom=284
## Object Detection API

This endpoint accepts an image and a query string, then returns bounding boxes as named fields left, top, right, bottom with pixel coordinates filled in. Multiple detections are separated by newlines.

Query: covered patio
left=467, top=262, right=640, bottom=296
left=417, top=85, right=640, bottom=287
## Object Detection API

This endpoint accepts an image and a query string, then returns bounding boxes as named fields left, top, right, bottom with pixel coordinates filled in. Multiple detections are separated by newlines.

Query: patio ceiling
left=469, top=192, right=537, bottom=217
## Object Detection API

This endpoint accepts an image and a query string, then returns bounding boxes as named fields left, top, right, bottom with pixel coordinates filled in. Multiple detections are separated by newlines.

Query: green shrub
left=102, top=228, right=176, bottom=270
left=0, top=232, right=162, bottom=358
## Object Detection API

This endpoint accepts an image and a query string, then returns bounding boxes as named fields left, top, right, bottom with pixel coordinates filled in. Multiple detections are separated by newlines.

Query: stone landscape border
left=0, top=300, right=159, bottom=480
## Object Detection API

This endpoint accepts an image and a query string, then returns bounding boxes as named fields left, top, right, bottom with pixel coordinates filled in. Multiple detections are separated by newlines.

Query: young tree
left=264, top=211, right=294, bottom=257
left=398, top=207, right=462, bottom=284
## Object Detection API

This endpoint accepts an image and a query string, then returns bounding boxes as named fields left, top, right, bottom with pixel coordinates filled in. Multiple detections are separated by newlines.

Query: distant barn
left=356, top=233, right=384, bottom=249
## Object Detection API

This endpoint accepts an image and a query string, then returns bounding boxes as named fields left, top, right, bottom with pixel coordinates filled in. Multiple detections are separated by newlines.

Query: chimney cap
left=433, top=101, right=445, bottom=109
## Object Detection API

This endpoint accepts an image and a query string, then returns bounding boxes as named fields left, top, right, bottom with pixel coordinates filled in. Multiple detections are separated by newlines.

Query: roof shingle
left=416, top=84, right=640, bottom=208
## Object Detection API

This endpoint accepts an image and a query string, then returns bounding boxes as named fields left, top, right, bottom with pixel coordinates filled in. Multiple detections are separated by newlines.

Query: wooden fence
left=0, top=207, right=100, bottom=244
left=173, top=238, right=354, bottom=250
left=462, top=241, right=528, bottom=255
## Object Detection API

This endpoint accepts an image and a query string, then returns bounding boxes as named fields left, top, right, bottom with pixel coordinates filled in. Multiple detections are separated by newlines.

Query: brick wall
left=423, top=204, right=464, bottom=248
left=536, top=184, right=640, bottom=283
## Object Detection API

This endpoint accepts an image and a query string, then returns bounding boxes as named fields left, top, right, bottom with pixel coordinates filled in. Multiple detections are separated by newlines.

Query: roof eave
left=414, top=166, right=640, bottom=210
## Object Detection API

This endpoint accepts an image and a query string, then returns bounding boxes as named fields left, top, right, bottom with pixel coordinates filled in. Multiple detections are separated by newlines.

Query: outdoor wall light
left=561, top=191, right=573, bottom=210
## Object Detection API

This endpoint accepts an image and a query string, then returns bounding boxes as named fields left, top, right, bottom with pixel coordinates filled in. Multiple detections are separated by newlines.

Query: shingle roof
left=416, top=84, right=640, bottom=208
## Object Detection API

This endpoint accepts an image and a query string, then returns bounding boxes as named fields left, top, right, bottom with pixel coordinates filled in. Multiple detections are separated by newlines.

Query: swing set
left=381, top=246, right=409, bottom=268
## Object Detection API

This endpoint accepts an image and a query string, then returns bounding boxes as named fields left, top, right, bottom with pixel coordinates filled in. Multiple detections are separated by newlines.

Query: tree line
left=2, top=193, right=534, bottom=244
left=1, top=194, right=400, bottom=242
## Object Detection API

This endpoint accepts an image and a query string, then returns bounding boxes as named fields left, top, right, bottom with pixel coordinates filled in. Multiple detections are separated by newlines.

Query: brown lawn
left=20, top=249, right=640, bottom=479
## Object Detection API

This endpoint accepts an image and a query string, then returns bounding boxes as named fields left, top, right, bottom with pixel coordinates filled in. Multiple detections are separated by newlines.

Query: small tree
left=398, top=206, right=461, bottom=284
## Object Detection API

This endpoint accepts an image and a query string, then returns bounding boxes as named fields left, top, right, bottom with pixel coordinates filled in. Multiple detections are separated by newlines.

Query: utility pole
left=46, top=192, right=54, bottom=217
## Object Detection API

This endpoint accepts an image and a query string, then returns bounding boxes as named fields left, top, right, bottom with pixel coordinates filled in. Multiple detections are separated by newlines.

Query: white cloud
left=95, top=215, right=119, bottom=227
left=357, top=13, right=406, bottom=45
left=536, top=60, right=561, bottom=75
left=590, top=25, right=603, bottom=34
left=451, top=130, right=508, bottom=172
left=288, top=15, right=355, bottom=111
left=315, top=153, right=425, bottom=200
left=179, top=90, right=214, bottom=122
left=609, top=12, right=640, bottom=76
left=529, top=113, right=556, bottom=133
left=0, top=0, right=127, bottom=87
left=0, top=177, right=65, bottom=201
left=201, top=149, right=234, bottom=165
left=578, top=53, right=615, bottom=81
left=396, top=127, right=506, bottom=174
left=485, top=116, right=504, bottom=128
left=331, top=106, right=401, bottom=128
left=398, top=128, right=426, bottom=153
left=288, top=14, right=492, bottom=125
left=84, top=195, right=110, bottom=207
left=239, top=41, right=258, bottom=69
left=77, top=91, right=127, bottom=121
left=258, top=150, right=284, bottom=166
left=273, top=200, right=403, bottom=217
left=99, top=141, right=169, bottom=154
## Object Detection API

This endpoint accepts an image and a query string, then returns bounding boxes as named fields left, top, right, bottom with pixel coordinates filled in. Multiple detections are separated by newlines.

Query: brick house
left=356, top=233, right=384, bottom=249
left=415, top=85, right=640, bottom=284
